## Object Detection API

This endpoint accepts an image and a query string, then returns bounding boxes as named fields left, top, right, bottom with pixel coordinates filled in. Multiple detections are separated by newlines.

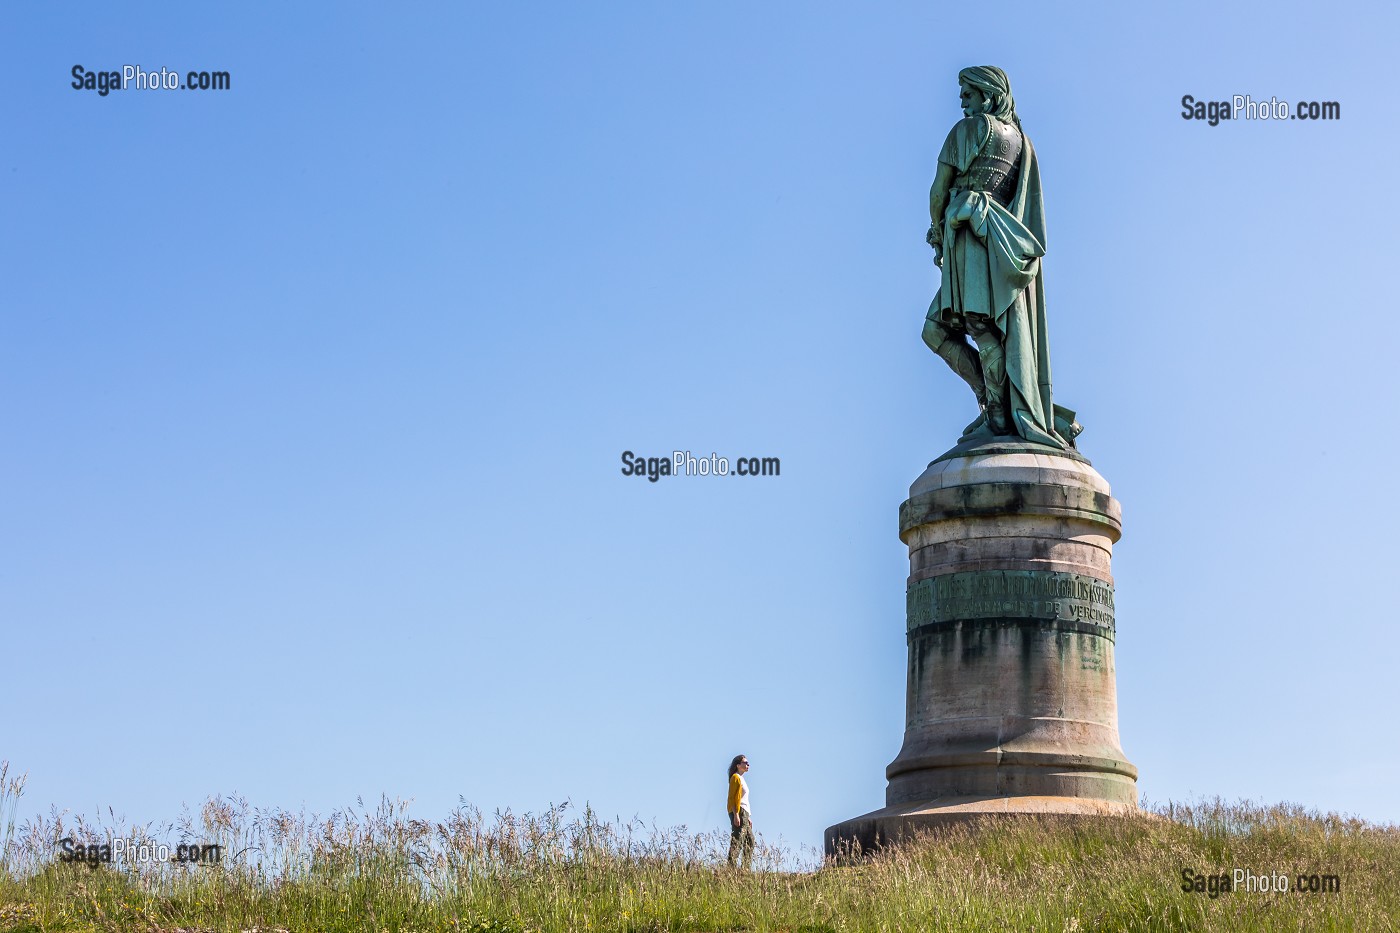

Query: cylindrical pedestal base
left=826, top=437, right=1138, bottom=854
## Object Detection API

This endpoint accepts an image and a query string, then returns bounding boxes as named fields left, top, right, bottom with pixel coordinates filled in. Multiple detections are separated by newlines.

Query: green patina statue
left=922, top=66, right=1081, bottom=448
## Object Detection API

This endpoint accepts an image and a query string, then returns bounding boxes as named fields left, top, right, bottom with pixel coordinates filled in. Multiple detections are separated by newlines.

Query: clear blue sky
left=4, top=1, right=1398, bottom=857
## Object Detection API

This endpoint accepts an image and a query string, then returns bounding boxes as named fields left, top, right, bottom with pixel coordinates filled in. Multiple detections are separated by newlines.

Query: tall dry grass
left=1, top=760, right=1396, bottom=932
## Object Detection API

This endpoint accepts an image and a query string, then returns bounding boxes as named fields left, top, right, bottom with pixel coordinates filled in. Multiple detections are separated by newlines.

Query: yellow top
left=727, top=773, right=749, bottom=814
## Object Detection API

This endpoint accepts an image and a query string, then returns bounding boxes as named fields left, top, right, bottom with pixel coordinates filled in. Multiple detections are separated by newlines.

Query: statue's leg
left=922, top=315, right=985, bottom=407
left=965, top=315, right=1009, bottom=434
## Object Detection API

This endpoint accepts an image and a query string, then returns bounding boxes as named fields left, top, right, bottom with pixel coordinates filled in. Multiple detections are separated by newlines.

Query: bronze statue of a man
left=922, top=66, right=1080, bottom=448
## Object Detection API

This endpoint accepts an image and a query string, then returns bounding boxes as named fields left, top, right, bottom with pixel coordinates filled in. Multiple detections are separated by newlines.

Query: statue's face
left=959, top=84, right=989, bottom=117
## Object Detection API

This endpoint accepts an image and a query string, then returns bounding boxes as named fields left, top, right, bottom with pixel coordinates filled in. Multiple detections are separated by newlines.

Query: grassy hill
left=2, top=763, right=1396, bottom=931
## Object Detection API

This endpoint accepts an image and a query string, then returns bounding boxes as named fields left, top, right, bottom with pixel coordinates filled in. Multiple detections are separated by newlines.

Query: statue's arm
left=926, top=161, right=955, bottom=255
left=929, top=162, right=955, bottom=226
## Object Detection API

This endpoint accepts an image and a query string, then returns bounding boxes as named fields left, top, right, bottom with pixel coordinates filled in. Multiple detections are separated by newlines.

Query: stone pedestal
left=825, top=436, right=1138, bottom=854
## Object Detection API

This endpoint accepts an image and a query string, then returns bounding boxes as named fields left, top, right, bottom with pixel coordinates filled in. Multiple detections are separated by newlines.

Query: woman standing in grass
left=726, top=754, right=754, bottom=869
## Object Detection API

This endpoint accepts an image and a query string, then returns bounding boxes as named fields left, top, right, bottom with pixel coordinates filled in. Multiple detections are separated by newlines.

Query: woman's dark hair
left=728, top=754, right=747, bottom=778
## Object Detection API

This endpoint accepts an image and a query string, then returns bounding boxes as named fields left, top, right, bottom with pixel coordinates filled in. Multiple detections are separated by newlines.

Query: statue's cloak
left=932, top=115, right=1073, bottom=447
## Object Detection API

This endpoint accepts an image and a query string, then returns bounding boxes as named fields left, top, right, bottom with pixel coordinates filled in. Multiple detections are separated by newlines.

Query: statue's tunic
left=929, top=114, right=1070, bottom=448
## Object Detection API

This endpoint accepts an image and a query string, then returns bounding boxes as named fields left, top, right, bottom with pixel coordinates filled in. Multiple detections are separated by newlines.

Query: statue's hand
left=927, top=224, right=945, bottom=267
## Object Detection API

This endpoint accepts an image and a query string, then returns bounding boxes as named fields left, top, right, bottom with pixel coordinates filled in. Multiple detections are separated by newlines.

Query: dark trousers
left=727, top=809, right=754, bottom=869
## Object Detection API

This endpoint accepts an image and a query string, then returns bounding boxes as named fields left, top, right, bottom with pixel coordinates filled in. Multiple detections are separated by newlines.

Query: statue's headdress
left=958, top=65, right=1019, bottom=126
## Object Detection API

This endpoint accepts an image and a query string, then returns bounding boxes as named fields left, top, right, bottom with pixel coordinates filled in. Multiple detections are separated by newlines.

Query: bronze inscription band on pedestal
left=907, top=570, right=1116, bottom=638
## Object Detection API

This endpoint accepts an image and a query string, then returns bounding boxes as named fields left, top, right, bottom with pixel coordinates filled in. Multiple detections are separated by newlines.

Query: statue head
left=957, top=66, right=1019, bottom=125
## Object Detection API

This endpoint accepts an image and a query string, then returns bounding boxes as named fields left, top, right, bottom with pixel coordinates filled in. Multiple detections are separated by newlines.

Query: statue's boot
left=924, top=322, right=986, bottom=412
left=977, top=342, right=1011, bottom=435
left=961, top=411, right=988, bottom=437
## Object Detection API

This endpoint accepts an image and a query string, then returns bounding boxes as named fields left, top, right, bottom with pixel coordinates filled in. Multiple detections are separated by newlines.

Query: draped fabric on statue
left=931, top=115, right=1067, bottom=448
